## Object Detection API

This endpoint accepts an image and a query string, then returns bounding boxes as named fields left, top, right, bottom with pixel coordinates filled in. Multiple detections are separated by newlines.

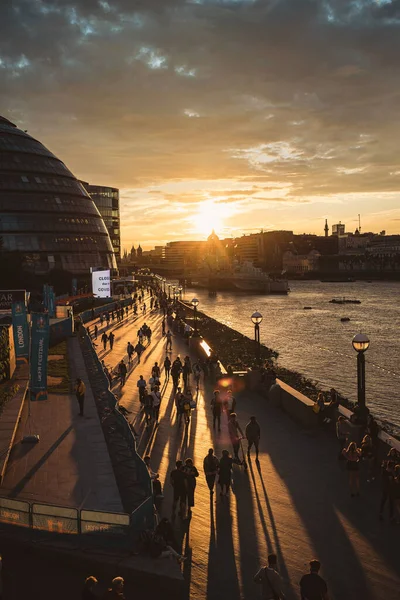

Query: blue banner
left=30, top=313, right=50, bottom=401
left=48, top=287, right=56, bottom=318
left=11, top=301, right=29, bottom=365
left=43, top=284, right=50, bottom=310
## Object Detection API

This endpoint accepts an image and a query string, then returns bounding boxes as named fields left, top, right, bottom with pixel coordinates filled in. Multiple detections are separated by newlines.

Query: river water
left=182, top=281, right=400, bottom=436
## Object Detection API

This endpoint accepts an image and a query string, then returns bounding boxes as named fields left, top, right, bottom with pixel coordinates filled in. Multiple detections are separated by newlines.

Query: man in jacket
left=203, top=448, right=219, bottom=494
left=254, top=553, right=285, bottom=599
left=75, top=378, right=86, bottom=417
left=118, top=360, right=127, bottom=386
left=245, top=416, right=261, bottom=461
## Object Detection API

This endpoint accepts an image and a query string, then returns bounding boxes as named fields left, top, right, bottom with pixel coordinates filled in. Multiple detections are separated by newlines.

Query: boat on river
left=329, top=297, right=361, bottom=304
left=190, top=261, right=289, bottom=294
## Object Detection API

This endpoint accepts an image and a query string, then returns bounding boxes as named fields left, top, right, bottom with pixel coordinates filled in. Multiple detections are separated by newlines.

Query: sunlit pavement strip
left=88, top=301, right=400, bottom=600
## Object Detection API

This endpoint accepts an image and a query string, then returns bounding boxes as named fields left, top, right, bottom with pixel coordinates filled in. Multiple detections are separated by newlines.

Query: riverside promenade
left=86, top=299, right=400, bottom=600
left=1, top=335, right=122, bottom=511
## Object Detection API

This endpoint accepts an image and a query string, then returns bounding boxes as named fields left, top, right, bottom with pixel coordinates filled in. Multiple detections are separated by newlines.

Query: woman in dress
left=218, top=449, right=233, bottom=496
left=342, top=441, right=362, bottom=497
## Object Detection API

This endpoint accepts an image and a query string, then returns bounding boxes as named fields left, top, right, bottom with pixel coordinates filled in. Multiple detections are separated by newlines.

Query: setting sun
left=191, top=200, right=226, bottom=236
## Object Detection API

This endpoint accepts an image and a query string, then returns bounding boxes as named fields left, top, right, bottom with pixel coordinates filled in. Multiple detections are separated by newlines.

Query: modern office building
left=85, top=184, right=121, bottom=259
left=0, top=115, right=116, bottom=276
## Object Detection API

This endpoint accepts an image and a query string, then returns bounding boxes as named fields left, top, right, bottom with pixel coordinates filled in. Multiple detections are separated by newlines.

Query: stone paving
left=1, top=336, right=122, bottom=512
left=87, top=300, right=400, bottom=600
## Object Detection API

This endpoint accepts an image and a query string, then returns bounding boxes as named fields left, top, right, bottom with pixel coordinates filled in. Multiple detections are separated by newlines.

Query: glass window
left=21, top=176, right=29, bottom=182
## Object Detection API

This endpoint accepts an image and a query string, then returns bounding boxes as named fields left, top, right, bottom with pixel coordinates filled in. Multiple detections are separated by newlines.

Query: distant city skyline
left=2, top=1, right=400, bottom=251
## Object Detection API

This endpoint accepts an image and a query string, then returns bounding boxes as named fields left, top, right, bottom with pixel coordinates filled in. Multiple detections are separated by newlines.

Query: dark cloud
left=1, top=0, right=400, bottom=244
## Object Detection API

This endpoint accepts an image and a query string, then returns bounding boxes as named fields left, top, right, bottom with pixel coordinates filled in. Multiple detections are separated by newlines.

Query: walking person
left=151, top=387, right=161, bottom=423
left=182, top=356, right=192, bottom=389
left=183, top=458, right=199, bottom=517
left=171, top=358, right=182, bottom=388
left=361, top=434, right=375, bottom=483
left=164, top=355, right=171, bottom=379
left=75, top=378, right=86, bottom=417
left=118, top=359, right=127, bottom=386
left=152, top=362, right=161, bottom=379
left=299, top=559, right=329, bottom=600
left=218, top=449, right=233, bottom=496
left=193, top=361, right=201, bottom=389
left=101, top=331, right=108, bottom=351
left=94, top=324, right=98, bottom=340
left=143, top=390, right=153, bottom=426
left=245, top=416, right=261, bottom=461
left=379, top=459, right=396, bottom=522
left=228, top=412, right=244, bottom=464
left=108, top=330, right=115, bottom=350
left=137, top=375, right=147, bottom=405
left=203, top=448, right=219, bottom=495
left=175, top=387, right=185, bottom=426
left=211, top=390, right=223, bottom=432
left=166, top=329, right=173, bottom=351
left=162, top=319, right=166, bottom=336
left=135, top=341, right=144, bottom=363
left=254, top=553, right=286, bottom=599
left=342, top=441, right=362, bottom=497
left=171, top=460, right=187, bottom=518
left=224, top=389, right=236, bottom=416
left=127, top=342, right=134, bottom=363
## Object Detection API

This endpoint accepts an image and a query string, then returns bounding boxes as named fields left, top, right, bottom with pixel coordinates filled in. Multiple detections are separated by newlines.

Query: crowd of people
left=81, top=281, right=399, bottom=600
left=336, top=413, right=400, bottom=520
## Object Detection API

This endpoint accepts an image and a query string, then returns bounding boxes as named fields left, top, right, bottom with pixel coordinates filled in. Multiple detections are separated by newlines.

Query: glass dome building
left=0, top=115, right=116, bottom=276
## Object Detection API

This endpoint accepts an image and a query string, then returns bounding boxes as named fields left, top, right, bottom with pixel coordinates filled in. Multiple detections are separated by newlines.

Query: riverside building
left=85, top=184, right=121, bottom=259
left=0, top=115, right=116, bottom=277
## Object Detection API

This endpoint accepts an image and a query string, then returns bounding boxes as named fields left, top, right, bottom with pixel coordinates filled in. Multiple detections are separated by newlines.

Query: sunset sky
left=2, top=0, right=400, bottom=249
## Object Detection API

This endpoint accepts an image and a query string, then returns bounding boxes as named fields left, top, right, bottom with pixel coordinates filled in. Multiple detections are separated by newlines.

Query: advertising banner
left=92, top=269, right=111, bottom=298
left=42, top=284, right=50, bottom=310
left=0, top=289, right=26, bottom=311
left=11, top=301, right=29, bottom=365
left=30, top=313, right=50, bottom=401
left=48, top=287, right=56, bottom=318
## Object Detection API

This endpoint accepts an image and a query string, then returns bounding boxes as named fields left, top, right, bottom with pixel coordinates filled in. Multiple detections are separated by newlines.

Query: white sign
left=92, top=270, right=111, bottom=298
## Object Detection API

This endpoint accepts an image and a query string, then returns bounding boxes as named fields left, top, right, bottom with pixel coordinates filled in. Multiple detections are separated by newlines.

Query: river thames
left=183, top=280, right=400, bottom=437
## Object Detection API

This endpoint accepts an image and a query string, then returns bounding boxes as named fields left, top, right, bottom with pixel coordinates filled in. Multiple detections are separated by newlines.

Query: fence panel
left=80, top=509, right=130, bottom=535
left=0, top=497, right=30, bottom=527
left=80, top=509, right=131, bottom=549
left=130, top=496, right=155, bottom=533
left=32, top=503, right=79, bottom=535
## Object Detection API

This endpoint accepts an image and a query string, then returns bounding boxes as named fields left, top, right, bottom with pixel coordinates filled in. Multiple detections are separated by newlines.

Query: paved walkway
left=87, top=301, right=400, bottom=600
left=1, top=336, right=122, bottom=512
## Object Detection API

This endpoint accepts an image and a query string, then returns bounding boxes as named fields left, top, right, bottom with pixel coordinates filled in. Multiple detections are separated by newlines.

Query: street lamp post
left=191, top=297, right=199, bottom=335
left=178, top=285, right=183, bottom=300
left=352, top=333, right=370, bottom=418
left=251, top=311, right=263, bottom=365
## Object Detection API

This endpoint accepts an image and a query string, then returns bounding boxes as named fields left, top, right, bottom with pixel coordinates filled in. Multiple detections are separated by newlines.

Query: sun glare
left=192, top=200, right=226, bottom=236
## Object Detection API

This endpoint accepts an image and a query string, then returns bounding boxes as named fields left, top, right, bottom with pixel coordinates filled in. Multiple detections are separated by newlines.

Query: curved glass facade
left=0, top=116, right=116, bottom=275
